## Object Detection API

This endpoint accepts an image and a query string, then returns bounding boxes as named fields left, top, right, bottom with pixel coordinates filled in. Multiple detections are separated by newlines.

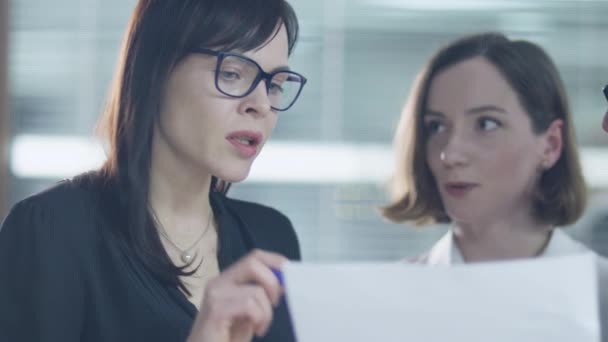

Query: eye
left=269, top=73, right=289, bottom=95
left=478, top=117, right=501, bottom=131
left=218, top=70, right=241, bottom=82
left=268, top=82, right=284, bottom=94
left=425, top=120, right=446, bottom=135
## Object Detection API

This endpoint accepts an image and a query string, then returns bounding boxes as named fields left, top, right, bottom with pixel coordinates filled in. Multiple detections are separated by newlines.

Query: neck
left=148, top=129, right=214, bottom=236
left=452, top=213, right=553, bottom=262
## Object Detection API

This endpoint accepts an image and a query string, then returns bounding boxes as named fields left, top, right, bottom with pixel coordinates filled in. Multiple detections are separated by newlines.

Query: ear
left=539, top=119, right=564, bottom=170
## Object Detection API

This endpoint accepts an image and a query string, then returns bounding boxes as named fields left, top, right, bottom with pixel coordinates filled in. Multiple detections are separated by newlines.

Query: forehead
left=427, top=57, right=518, bottom=112
left=241, top=24, right=289, bottom=71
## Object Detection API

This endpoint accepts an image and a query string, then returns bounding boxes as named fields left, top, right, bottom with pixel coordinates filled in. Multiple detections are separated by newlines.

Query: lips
left=443, top=182, right=479, bottom=197
left=226, top=130, right=263, bottom=158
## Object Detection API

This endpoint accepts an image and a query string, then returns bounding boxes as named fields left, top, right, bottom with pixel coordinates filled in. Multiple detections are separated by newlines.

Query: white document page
left=283, top=253, right=600, bottom=342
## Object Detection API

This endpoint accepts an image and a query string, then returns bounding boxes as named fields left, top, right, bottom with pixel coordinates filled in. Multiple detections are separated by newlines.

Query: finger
left=219, top=285, right=273, bottom=337
left=231, top=249, right=288, bottom=280
left=222, top=249, right=287, bottom=305
left=247, top=249, right=289, bottom=268
left=248, top=285, right=274, bottom=337
left=196, top=283, right=271, bottom=341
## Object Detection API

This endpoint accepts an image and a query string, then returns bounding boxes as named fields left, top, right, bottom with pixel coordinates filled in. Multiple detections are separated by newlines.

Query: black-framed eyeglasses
left=603, top=84, right=608, bottom=103
left=191, top=47, right=307, bottom=112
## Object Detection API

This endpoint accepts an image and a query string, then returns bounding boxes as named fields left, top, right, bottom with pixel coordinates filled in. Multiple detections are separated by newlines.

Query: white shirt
left=424, top=228, right=587, bottom=265
left=415, top=228, right=608, bottom=341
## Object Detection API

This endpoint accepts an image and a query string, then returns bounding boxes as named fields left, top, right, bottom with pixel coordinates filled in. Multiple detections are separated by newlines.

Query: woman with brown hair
left=0, top=1, right=307, bottom=341
left=383, top=32, right=607, bottom=339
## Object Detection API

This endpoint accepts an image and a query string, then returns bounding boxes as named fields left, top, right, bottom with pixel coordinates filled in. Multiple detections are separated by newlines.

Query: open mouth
left=444, top=182, right=478, bottom=197
left=229, top=136, right=260, bottom=146
left=226, top=131, right=263, bottom=158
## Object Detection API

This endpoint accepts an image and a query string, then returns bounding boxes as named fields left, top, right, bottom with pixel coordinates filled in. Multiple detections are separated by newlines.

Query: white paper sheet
left=283, top=253, right=600, bottom=342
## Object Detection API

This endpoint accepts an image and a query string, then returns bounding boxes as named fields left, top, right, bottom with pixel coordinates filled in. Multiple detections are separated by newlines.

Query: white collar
left=426, top=228, right=589, bottom=265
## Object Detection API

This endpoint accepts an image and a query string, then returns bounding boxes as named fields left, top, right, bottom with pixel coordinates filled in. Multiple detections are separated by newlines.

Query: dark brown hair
left=382, top=32, right=586, bottom=227
left=96, top=0, right=299, bottom=293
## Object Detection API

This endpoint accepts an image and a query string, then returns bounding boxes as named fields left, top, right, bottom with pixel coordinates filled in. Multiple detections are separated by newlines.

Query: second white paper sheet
left=283, top=253, right=600, bottom=342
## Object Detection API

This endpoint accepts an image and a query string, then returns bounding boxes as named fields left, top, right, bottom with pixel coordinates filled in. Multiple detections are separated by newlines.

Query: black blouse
left=0, top=175, right=300, bottom=342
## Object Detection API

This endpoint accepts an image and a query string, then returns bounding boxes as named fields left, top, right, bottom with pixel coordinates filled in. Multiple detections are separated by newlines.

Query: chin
left=444, top=206, right=480, bottom=224
left=222, top=174, right=249, bottom=183
left=214, top=165, right=252, bottom=183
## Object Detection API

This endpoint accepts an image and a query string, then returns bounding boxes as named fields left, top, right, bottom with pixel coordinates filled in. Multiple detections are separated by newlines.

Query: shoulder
left=219, top=193, right=300, bottom=260
left=1, top=172, right=106, bottom=246
left=0, top=175, right=104, bottom=337
left=411, top=231, right=453, bottom=265
left=19, top=172, right=100, bottom=211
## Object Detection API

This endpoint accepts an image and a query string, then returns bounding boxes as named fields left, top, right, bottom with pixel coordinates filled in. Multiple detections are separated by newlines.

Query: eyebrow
left=424, top=105, right=507, bottom=117
left=466, top=105, right=507, bottom=115
left=270, top=65, right=291, bottom=73
left=222, top=49, right=291, bottom=73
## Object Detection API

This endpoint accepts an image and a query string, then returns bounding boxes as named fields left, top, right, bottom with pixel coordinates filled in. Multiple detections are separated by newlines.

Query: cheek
left=264, top=113, right=279, bottom=136
left=425, top=139, right=442, bottom=174
left=485, top=142, right=536, bottom=182
left=161, top=89, right=210, bottom=134
left=269, top=115, right=278, bottom=130
left=163, top=102, right=228, bottom=155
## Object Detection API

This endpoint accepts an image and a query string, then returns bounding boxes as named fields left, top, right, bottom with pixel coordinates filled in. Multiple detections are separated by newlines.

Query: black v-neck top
left=0, top=174, right=300, bottom=342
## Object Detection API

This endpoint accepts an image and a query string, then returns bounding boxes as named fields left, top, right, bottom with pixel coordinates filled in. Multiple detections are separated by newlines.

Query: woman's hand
left=186, top=249, right=287, bottom=342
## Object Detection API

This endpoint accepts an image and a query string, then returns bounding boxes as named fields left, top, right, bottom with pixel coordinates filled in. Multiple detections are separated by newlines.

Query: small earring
left=541, top=160, right=550, bottom=170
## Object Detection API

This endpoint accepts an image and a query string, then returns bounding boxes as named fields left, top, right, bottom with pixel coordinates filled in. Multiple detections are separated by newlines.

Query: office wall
left=6, top=0, right=608, bottom=259
left=0, top=0, right=9, bottom=218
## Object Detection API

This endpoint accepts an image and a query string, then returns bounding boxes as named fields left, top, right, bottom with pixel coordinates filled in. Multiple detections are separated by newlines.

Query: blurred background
left=1, top=0, right=607, bottom=261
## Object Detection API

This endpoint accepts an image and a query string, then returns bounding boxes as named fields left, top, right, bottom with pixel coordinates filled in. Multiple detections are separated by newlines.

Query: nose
left=439, top=132, right=470, bottom=168
left=239, top=80, right=273, bottom=117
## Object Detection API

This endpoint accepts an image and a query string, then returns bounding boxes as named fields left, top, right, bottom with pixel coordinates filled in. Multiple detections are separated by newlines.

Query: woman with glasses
left=382, top=32, right=608, bottom=340
left=0, top=1, right=306, bottom=341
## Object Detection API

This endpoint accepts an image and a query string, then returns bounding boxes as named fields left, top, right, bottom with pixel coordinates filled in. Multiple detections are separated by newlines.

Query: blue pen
left=271, top=268, right=284, bottom=286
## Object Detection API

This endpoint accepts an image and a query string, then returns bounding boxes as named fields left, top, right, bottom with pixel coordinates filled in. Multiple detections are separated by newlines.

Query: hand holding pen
left=187, top=250, right=287, bottom=342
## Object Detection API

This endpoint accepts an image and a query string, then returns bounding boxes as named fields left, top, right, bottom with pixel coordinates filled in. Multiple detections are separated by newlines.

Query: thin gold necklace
left=150, top=207, right=214, bottom=264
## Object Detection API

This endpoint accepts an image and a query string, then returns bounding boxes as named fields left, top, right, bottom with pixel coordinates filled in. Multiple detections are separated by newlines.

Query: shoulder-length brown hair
left=382, top=32, right=586, bottom=227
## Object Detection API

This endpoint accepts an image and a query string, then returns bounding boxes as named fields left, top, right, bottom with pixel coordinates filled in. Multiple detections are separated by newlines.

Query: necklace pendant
left=181, top=251, right=195, bottom=263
